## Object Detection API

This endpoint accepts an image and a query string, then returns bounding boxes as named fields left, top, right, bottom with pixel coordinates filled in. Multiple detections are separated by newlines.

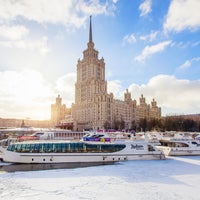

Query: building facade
left=51, top=17, right=161, bottom=131
left=51, top=94, right=68, bottom=125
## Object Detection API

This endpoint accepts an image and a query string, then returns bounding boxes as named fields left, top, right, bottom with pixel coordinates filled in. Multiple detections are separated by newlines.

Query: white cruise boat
left=0, top=137, right=165, bottom=164
left=17, top=130, right=86, bottom=141
left=157, top=137, right=200, bottom=156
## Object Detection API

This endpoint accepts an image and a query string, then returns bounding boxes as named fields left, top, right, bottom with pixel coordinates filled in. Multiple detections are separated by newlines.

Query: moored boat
left=157, top=138, right=200, bottom=156
left=17, top=130, right=86, bottom=141
left=0, top=138, right=165, bottom=164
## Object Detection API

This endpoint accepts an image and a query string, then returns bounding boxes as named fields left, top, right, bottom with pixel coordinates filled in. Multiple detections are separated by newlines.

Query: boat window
left=101, top=144, right=113, bottom=152
left=42, top=143, right=53, bottom=153
left=21, top=144, right=28, bottom=152
left=33, top=144, right=40, bottom=153
left=35, top=132, right=44, bottom=136
left=175, top=142, right=189, bottom=147
left=62, top=143, right=67, bottom=152
left=55, top=133, right=58, bottom=137
left=86, top=144, right=101, bottom=152
left=191, top=141, right=198, bottom=145
left=16, top=144, right=22, bottom=152
left=7, top=144, right=14, bottom=151
left=148, top=145, right=155, bottom=151
left=30, top=144, right=35, bottom=152
left=53, top=143, right=61, bottom=152
left=97, top=134, right=105, bottom=138
left=7, top=142, right=126, bottom=153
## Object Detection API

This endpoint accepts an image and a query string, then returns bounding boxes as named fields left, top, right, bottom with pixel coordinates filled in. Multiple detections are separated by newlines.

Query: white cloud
left=0, top=0, right=73, bottom=24
left=0, top=0, right=117, bottom=28
left=178, top=57, right=200, bottom=69
left=0, top=36, right=50, bottom=55
left=139, top=0, right=152, bottom=17
left=55, top=73, right=76, bottom=107
left=0, top=25, right=29, bottom=40
left=192, top=57, right=200, bottom=62
left=164, top=0, right=200, bottom=32
left=140, top=31, right=158, bottom=42
left=0, top=25, right=49, bottom=56
left=192, top=40, right=200, bottom=46
left=108, top=80, right=123, bottom=100
left=134, top=40, right=171, bottom=62
left=75, top=0, right=116, bottom=16
left=128, top=75, right=200, bottom=115
left=178, top=60, right=191, bottom=70
left=106, top=75, right=200, bottom=116
left=123, top=34, right=136, bottom=45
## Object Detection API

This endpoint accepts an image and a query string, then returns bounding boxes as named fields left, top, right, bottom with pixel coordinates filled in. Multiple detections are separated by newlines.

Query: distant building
left=51, top=16, right=161, bottom=130
left=137, top=95, right=161, bottom=121
left=51, top=94, right=70, bottom=126
left=0, top=118, right=50, bottom=128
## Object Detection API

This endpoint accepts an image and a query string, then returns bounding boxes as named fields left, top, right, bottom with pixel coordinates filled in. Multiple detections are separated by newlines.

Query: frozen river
left=0, top=156, right=200, bottom=200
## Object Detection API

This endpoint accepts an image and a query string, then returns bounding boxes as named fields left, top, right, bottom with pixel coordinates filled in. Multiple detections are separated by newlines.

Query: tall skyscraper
left=52, top=16, right=161, bottom=131
left=72, top=16, right=114, bottom=130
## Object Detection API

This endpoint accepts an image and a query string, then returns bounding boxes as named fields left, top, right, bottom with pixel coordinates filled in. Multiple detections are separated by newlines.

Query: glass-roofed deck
left=7, top=142, right=126, bottom=154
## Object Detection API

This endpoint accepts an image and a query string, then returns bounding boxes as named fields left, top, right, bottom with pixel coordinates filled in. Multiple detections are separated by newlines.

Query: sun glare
left=0, top=70, right=53, bottom=120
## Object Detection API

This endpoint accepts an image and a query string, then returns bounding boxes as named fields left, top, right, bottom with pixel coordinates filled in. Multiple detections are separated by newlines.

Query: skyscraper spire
left=89, top=16, right=93, bottom=43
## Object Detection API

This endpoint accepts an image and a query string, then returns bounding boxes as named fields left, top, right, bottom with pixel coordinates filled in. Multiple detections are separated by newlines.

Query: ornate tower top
left=89, top=16, right=93, bottom=43
left=87, top=16, right=94, bottom=48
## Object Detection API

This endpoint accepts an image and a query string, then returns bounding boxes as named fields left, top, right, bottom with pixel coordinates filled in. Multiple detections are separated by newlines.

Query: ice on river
left=0, top=156, right=200, bottom=200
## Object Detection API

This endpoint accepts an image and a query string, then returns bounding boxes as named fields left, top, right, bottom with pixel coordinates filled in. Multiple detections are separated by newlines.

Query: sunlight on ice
left=1, top=156, right=200, bottom=200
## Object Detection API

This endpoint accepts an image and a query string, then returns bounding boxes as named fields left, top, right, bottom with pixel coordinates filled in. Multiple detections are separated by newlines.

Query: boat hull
left=0, top=151, right=164, bottom=164
left=0, top=162, right=115, bottom=172
left=157, top=146, right=200, bottom=156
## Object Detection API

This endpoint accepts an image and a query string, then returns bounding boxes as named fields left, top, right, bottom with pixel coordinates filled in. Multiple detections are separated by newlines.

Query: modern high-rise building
left=51, top=16, right=161, bottom=130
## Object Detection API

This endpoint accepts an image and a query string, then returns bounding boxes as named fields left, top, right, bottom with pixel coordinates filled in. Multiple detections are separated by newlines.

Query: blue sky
left=0, top=0, right=200, bottom=120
